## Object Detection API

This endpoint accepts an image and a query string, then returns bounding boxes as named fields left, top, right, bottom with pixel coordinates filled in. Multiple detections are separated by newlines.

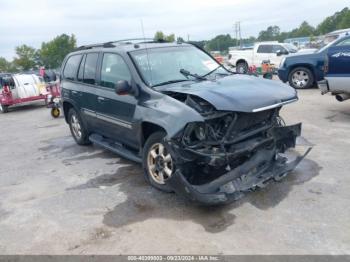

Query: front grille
left=235, top=109, right=274, bottom=132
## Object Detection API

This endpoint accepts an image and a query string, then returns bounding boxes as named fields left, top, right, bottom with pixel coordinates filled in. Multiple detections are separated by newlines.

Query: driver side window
left=101, top=53, right=131, bottom=88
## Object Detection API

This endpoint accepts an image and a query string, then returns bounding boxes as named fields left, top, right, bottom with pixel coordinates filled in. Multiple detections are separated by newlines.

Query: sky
left=0, top=0, right=349, bottom=60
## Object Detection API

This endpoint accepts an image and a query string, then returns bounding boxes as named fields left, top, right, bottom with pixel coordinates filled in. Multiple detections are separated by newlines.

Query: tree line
left=0, top=34, right=76, bottom=72
left=0, top=7, right=349, bottom=72
left=191, top=7, right=350, bottom=53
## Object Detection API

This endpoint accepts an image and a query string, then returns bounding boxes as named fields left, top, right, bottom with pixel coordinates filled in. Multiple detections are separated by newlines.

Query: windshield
left=317, top=38, right=339, bottom=53
left=284, top=43, right=298, bottom=53
left=130, top=46, right=227, bottom=87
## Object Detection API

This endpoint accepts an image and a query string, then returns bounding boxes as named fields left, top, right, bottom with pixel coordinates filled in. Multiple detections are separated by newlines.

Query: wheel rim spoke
left=158, top=144, right=164, bottom=156
left=157, top=171, right=164, bottom=183
left=150, top=149, right=158, bottom=159
left=164, top=166, right=172, bottom=177
left=163, top=154, right=171, bottom=163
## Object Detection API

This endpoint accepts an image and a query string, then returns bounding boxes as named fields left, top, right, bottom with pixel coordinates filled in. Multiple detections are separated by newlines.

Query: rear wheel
left=0, top=104, right=9, bottom=113
left=288, top=67, right=314, bottom=89
left=236, top=62, right=248, bottom=74
left=143, top=132, right=174, bottom=193
left=68, top=108, right=90, bottom=145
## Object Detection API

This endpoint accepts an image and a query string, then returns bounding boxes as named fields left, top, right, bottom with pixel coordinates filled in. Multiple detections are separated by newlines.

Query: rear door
left=76, top=52, right=100, bottom=129
left=61, top=53, right=99, bottom=129
left=326, top=38, right=350, bottom=92
left=95, top=52, right=138, bottom=149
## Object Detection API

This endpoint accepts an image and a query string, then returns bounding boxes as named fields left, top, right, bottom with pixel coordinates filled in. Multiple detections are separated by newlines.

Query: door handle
left=97, top=96, right=106, bottom=102
left=71, top=90, right=82, bottom=96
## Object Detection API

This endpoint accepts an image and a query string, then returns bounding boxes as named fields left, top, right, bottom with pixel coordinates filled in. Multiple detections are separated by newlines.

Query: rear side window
left=77, top=55, right=86, bottom=82
left=83, top=53, right=99, bottom=85
left=63, top=55, right=82, bottom=80
left=257, top=45, right=273, bottom=53
left=336, top=38, right=350, bottom=46
left=100, top=53, right=131, bottom=88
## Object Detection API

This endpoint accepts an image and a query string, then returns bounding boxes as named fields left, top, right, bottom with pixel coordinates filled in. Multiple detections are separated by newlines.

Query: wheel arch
left=62, top=100, right=78, bottom=123
left=141, top=121, right=167, bottom=147
left=236, top=59, right=248, bottom=67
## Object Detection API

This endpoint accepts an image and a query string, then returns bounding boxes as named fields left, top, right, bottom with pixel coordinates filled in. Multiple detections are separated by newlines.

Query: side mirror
left=276, top=50, right=288, bottom=56
left=115, top=80, right=133, bottom=95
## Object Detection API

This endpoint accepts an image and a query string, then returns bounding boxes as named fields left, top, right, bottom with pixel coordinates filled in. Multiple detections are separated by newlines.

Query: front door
left=95, top=52, right=138, bottom=149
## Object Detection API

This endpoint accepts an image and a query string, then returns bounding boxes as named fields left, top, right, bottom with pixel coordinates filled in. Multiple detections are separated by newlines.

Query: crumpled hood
left=160, top=74, right=298, bottom=112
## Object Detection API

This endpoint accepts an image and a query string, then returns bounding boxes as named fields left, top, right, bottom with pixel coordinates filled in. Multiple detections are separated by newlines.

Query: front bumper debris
left=167, top=123, right=312, bottom=205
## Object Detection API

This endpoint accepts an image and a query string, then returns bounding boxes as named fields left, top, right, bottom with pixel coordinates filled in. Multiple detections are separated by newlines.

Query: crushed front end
left=165, top=95, right=311, bottom=204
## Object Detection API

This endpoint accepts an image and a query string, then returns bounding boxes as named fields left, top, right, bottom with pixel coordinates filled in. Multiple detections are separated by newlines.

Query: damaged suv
left=61, top=39, right=310, bottom=204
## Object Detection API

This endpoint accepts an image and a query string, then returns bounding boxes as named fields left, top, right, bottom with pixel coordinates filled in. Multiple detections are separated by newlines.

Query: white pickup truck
left=228, top=42, right=298, bottom=73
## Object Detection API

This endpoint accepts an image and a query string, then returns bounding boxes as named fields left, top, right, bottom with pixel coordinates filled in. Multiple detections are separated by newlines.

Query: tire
left=68, top=108, right=91, bottom=145
left=0, top=104, right=9, bottom=113
left=51, top=108, right=60, bottom=118
left=143, top=131, right=174, bottom=193
left=236, top=62, right=248, bottom=74
left=288, top=67, right=314, bottom=89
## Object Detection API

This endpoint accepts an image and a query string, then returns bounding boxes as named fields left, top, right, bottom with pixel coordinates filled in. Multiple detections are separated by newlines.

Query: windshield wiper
left=152, top=79, right=189, bottom=87
left=180, top=69, right=207, bottom=81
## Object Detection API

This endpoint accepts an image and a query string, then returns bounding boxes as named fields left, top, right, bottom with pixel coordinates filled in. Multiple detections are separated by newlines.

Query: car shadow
left=67, top=149, right=321, bottom=234
left=4, top=102, right=46, bottom=113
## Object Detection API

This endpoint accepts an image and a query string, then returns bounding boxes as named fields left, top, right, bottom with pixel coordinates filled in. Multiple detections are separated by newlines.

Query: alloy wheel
left=71, top=114, right=82, bottom=139
left=147, top=143, right=173, bottom=184
left=292, top=70, right=309, bottom=88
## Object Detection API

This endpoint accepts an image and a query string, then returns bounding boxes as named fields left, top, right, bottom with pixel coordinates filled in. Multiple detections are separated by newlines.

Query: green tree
left=206, top=34, right=237, bottom=52
left=339, top=10, right=350, bottom=29
left=258, top=26, right=280, bottom=41
left=0, top=57, right=10, bottom=72
left=154, top=31, right=165, bottom=41
left=293, top=21, right=315, bottom=37
left=154, top=31, right=176, bottom=42
left=316, top=7, right=350, bottom=34
left=165, top=33, right=175, bottom=42
left=176, top=36, right=185, bottom=43
left=13, top=45, right=37, bottom=71
left=39, top=34, right=76, bottom=69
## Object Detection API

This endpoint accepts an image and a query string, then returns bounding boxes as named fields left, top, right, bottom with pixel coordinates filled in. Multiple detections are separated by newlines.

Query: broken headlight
left=182, top=122, right=207, bottom=145
left=194, top=123, right=206, bottom=141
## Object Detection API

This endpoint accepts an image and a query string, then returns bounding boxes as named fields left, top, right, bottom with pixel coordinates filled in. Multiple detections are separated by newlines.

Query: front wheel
left=143, top=132, right=174, bottom=193
left=0, top=104, right=9, bottom=113
left=288, top=67, right=314, bottom=89
left=68, top=108, right=91, bottom=145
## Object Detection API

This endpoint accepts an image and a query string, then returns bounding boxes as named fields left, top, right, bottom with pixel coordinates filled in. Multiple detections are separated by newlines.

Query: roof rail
left=75, top=42, right=116, bottom=51
left=76, top=38, right=172, bottom=51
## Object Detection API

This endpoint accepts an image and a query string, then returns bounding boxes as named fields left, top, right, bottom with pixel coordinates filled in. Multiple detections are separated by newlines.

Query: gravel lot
left=0, top=88, right=349, bottom=255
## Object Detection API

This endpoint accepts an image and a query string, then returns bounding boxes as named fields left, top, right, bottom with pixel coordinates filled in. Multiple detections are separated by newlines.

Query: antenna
left=140, top=19, right=153, bottom=86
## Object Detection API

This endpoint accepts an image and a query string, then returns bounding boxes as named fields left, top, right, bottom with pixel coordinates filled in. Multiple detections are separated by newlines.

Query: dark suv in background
left=278, top=34, right=350, bottom=89
left=61, top=39, right=309, bottom=204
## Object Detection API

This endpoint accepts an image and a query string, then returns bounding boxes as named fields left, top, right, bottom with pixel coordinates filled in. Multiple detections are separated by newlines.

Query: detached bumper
left=168, top=148, right=310, bottom=205
left=318, top=80, right=329, bottom=95
left=167, top=123, right=311, bottom=205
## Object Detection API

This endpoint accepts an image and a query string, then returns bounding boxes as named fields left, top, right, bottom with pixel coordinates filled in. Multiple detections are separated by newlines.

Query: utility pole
left=234, top=21, right=242, bottom=49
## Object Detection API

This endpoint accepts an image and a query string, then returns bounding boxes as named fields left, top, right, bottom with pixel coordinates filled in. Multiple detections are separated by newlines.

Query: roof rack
left=76, top=38, right=171, bottom=51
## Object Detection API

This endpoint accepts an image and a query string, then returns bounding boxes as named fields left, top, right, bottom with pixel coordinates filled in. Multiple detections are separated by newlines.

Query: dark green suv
left=61, top=39, right=310, bottom=204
